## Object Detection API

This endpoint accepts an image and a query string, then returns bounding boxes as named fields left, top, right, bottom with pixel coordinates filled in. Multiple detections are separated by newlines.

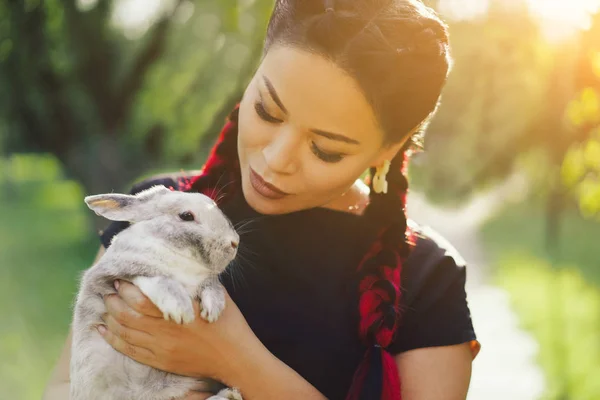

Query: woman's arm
left=41, top=246, right=106, bottom=400
left=219, top=333, right=327, bottom=400
left=396, top=343, right=473, bottom=400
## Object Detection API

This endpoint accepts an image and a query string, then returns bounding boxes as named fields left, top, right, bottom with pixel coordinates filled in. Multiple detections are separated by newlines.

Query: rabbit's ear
left=84, top=193, right=138, bottom=221
left=85, top=185, right=171, bottom=222
left=134, top=185, right=171, bottom=203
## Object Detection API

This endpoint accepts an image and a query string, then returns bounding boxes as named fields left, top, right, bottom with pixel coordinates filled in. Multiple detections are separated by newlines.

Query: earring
left=373, top=159, right=391, bottom=194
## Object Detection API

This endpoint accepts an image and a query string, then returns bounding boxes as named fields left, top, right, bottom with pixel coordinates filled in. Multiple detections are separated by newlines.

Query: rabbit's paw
left=133, top=276, right=195, bottom=324
left=199, top=285, right=225, bottom=323
left=207, top=388, right=243, bottom=400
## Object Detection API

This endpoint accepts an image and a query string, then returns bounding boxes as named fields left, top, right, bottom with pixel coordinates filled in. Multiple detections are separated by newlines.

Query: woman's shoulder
left=388, top=219, right=476, bottom=355
left=407, top=219, right=466, bottom=268
left=401, top=219, right=468, bottom=304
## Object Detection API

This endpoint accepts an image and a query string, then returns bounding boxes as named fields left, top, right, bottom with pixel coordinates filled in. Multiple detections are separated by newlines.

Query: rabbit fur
left=70, top=185, right=242, bottom=400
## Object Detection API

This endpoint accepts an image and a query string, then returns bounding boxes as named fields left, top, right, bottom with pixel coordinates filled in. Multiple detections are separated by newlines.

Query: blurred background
left=0, top=0, right=599, bottom=399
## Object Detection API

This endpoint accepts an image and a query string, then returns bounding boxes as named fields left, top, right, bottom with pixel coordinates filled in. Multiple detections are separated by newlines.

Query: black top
left=99, top=173, right=478, bottom=400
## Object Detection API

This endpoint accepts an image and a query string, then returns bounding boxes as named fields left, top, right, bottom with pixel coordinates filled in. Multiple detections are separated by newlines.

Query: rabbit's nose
left=231, top=241, right=238, bottom=249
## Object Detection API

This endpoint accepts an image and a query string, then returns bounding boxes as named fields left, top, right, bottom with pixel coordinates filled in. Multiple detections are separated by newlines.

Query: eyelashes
left=254, top=101, right=283, bottom=123
left=310, top=142, right=345, bottom=163
left=253, top=100, right=346, bottom=164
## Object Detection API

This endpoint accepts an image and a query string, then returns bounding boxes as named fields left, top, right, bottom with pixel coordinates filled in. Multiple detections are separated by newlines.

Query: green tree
left=561, top=30, right=600, bottom=219
left=0, top=0, right=273, bottom=198
left=410, top=1, right=553, bottom=205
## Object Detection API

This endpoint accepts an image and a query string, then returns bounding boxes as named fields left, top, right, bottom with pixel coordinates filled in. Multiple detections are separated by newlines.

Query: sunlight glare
left=526, top=0, right=600, bottom=42
left=76, top=0, right=99, bottom=12
left=438, top=0, right=490, bottom=21
left=437, top=0, right=600, bottom=43
left=111, top=0, right=168, bottom=39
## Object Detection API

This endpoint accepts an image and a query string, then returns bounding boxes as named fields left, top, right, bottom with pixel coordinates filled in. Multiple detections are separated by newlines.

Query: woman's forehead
left=257, top=46, right=385, bottom=147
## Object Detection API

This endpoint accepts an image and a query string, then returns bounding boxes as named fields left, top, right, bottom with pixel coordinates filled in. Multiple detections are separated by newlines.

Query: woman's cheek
left=304, top=161, right=357, bottom=196
left=240, top=121, right=275, bottom=152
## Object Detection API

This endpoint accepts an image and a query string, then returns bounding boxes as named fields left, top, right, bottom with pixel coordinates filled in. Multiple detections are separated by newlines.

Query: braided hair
left=183, top=1, right=451, bottom=399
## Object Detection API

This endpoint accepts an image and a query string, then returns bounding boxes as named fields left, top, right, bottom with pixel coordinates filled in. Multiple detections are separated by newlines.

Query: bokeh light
left=526, top=0, right=600, bottom=42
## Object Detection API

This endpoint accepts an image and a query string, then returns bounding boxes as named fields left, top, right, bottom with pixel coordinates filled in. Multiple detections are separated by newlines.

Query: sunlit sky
left=80, top=0, right=600, bottom=43
left=77, top=0, right=186, bottom=39
left=439, top=0, right=600, bottom=42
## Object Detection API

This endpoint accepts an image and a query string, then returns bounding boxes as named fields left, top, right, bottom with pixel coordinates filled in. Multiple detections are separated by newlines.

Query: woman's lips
left=249, top=168, right=290, bottom=200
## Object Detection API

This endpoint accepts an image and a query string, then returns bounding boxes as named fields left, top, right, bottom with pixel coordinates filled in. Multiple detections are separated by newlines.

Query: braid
left=347, top=147, right=415, bottom=400
left=179, top=105, right=241, bottom=203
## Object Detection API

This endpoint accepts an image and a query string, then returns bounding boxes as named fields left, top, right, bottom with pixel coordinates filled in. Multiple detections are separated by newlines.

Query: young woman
left=43, top=1, right=480, bottom=399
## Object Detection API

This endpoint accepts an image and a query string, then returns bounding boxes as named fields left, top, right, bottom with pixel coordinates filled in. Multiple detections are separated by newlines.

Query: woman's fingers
left=97, top=323, right=156, bottom=365
left=115, top=280, right=163, bottom=318
left=102, top=312, right=155, bottom=348
left=104, top=293, right=146, bottom=329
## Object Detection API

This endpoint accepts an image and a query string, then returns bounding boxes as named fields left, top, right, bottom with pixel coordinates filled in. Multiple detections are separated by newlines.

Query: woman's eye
left=179, top=211, right=195, bottom=222
left=310, top=142, right=345, bottom=163
left=254, top=101, right=283, bottom=124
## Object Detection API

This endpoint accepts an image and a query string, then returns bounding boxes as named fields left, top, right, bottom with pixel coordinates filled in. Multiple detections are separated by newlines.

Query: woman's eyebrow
left=311, top=129, right=361, bottom=145
left=262, top=75, right=288, bottom=114
left=262, top=74, right=360, bottom=146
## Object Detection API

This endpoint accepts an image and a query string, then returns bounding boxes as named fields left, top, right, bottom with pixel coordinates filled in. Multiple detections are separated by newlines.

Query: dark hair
left=265, top=0, right=451, bottom=144
left=184, top=1, right=450, bottom=399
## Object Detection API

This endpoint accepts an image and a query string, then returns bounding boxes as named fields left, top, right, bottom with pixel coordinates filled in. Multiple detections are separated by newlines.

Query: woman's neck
left=321, top=179, right=371, bottom=216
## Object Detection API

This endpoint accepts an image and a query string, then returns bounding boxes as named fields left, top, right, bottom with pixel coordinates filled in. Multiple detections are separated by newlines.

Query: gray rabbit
left=70, top=185, right=242, bottom=400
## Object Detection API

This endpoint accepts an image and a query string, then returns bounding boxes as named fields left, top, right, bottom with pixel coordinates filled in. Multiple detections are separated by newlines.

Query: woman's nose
left=262, top=126, right=300, bottom=175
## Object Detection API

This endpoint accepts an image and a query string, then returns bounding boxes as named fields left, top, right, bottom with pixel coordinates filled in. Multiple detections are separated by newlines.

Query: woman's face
left=237, top=46, right=401, bottom=215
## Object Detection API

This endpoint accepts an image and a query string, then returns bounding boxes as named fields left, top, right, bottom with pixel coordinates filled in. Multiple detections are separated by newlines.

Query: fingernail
left=114, top=280, right=120, bottom=290
left=97, top=324, right=107, bottom=335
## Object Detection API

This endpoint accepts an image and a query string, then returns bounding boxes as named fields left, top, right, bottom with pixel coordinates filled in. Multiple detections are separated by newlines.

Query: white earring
left=373, top=160, right=391, bottom=194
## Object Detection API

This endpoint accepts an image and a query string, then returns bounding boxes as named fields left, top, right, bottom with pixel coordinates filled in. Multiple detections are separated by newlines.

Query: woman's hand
left=98, top=279, right=260, bottom=385
left=98, top=279, right=327, bottom=399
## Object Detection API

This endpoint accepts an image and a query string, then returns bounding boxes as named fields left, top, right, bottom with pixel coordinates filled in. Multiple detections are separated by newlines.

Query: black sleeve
left=98, top=173, right=182, bottom=249
left=386, top=225, right=478, bottom=355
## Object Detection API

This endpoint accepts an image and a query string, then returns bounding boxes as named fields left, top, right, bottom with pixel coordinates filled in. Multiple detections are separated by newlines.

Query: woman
left=43, top=1, right=480, bottom=399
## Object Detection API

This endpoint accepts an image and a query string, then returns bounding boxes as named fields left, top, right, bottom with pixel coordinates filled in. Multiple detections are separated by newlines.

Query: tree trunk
left=545, top=182, right=571, bottom=400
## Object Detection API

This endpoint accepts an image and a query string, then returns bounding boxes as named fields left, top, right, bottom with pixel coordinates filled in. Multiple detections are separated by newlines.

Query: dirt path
left=406, top=178, right=546, bottom=400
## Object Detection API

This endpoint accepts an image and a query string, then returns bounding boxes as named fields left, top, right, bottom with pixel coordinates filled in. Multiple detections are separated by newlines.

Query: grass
left=0, top=158, right=98, bottom=399
left=481, top=198, right=600, bottom=400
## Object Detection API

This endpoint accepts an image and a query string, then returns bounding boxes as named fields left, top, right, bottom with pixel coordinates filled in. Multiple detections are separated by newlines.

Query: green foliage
left=493, top=256, right=600, bottom=399
left=0, top=0, right=274, bottom=197
left=562, top=132, right=600, bottom=218
left=562, top=49, right=600, bottom=219
left=411, top=6, right=600, bottom=219
left=0, top=155, right=98, bottom=400
left=566, top=88, right=600, bottom=128
left=410, top=7, right=554, bottom=205
left=481, top=199, right=600, bottom=399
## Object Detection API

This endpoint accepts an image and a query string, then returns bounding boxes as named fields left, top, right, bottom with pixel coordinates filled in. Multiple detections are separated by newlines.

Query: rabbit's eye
left=179, top=211, right=195, bottom=222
